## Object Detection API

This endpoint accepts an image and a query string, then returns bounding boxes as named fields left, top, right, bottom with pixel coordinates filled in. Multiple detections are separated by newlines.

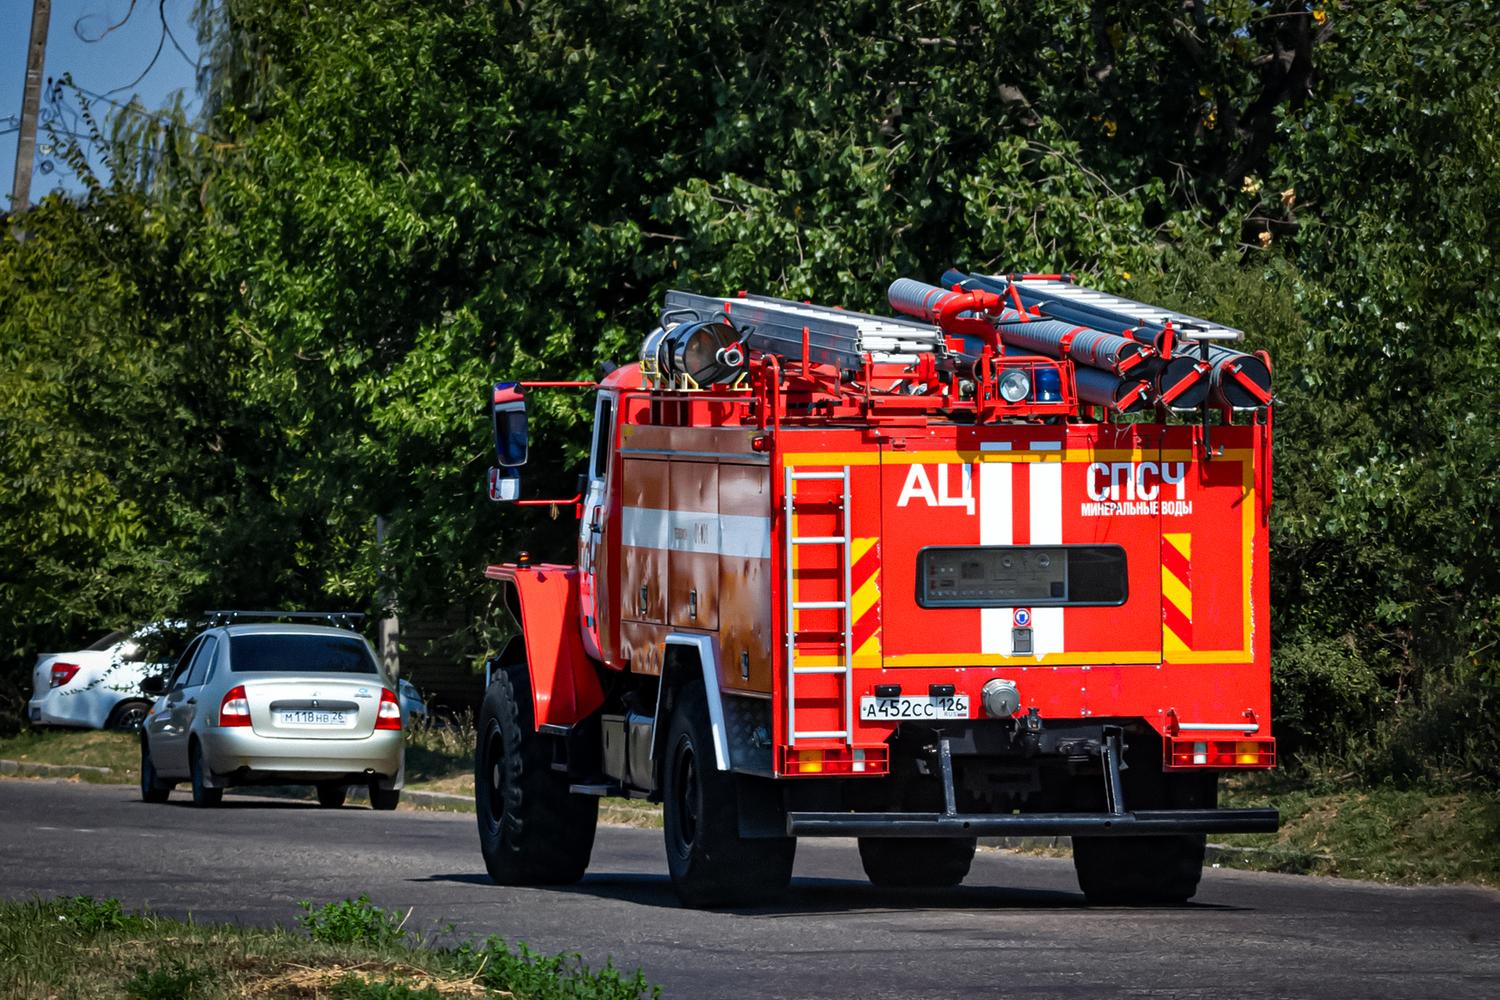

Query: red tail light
left=1164, top=736, right=1276, bottom=770
left=49, top=662, right=81, bottom=688
left=774, top=745, right=888, bottom=777
left=218, top=685, right=251, bottom=726
left=375, top=688, right=402, bottom=730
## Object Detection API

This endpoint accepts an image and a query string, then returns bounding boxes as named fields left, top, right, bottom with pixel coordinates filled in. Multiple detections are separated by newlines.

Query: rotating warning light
left=998, top=368, right=1031, bottom=403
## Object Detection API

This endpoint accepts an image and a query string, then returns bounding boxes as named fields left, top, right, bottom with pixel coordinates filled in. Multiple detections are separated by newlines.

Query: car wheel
left=475, top=661, right=597, bottom=884
left=316, top=783, right=347, bottom=808
left=662, top=681, right=795, bottom=908
left=189, top=740, right=224, bottom=808
left=858, top=837, right=976, bottom=888
left=107, top=700, right=152, bottom=733
left=139, top=741, right=170, bottom=804
left=368, top=784, right=400, bottom=811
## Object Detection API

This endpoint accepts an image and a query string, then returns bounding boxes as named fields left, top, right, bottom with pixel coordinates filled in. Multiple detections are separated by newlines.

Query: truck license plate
left=859, top=695, right=970, bottom=721
left=276, top=710, right=350, bottom=727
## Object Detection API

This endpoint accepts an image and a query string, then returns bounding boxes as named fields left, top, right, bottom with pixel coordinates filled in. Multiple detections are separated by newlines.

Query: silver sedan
left=139, top=624, right=405, bottom=809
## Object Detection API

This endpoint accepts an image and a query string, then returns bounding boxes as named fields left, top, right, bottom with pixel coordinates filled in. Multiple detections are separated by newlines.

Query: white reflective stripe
left=1031, top=440, right=1063, bottom=450
left=978, top=457, right=1012, bottom=655
left=620, top=507, right=771, bottom=559
left=620, top=506, right=670, bottom=550
left=1029, top=462, right=1065, bottom=657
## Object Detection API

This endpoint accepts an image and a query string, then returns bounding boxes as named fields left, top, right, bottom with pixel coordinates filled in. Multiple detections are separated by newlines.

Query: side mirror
left=488, top=466, right=520, bottom=503
left=140, top=675, right=167, bottom=697
left=491, top=382, right=529, bottom=467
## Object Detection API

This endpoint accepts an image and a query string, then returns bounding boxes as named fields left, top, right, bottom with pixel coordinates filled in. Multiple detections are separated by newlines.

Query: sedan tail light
left=49, top=662, right=81, bottom=688
left=375, top=688, right=402, bottom=730
left=218, top=685, right=251, bottom=726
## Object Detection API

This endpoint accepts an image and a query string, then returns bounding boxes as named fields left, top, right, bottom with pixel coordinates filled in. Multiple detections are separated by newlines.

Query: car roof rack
left=205, top=610, right=366, bottom=630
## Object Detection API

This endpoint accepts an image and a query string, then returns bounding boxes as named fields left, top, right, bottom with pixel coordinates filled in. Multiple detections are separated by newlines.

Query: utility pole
left=10, top=0, right=52, bottom=224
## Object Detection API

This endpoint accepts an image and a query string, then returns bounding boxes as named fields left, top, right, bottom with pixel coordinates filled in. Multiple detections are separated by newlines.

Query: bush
left=298, top=896, right=409, bottom=948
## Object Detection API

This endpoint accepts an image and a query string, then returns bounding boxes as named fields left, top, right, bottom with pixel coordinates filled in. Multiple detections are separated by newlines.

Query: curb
left=0, top=759, right=112, bottom=779
left=979, top=834, right=1331, bottom=866
left=0, top=757, right=470, bottom=808
left=223, top=784, right=471, bottom=808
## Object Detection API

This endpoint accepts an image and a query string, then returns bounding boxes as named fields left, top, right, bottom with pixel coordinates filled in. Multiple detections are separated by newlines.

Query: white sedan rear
left=140, top=624, right=404, bottom=809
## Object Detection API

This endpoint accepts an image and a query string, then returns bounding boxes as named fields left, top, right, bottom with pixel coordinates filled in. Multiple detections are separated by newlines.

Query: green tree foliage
left=1, top=1, right=1496, bottom=778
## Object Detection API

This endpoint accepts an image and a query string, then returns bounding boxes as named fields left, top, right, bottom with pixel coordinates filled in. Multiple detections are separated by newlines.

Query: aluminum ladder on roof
left=783, top=466, right=855, bottom=746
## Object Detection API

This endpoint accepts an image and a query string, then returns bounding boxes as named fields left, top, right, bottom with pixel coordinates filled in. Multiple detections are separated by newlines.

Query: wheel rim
left=671, top=735, right=699, bottom=852
left=114, top=704, right=148, bottom=732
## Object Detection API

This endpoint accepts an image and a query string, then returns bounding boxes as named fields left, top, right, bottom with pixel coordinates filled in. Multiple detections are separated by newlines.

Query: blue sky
left=2, top=0, right=201, bottom=208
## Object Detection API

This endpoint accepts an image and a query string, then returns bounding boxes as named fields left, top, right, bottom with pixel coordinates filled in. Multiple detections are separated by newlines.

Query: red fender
left=485, top=562, right=604, bottom=728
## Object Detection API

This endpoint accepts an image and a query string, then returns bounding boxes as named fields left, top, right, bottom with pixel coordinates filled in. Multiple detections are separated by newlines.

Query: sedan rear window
left=229, top=634, right=377, bottom=674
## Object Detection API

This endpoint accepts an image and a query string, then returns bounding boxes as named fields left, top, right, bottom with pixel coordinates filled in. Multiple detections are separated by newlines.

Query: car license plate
left=276, top=710, right=350, bottom=727
left=859, top=695, right=970, bottom=721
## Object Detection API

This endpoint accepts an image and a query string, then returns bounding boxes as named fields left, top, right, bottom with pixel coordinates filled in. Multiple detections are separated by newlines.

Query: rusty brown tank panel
left=718, top=462, right=774, bottom=694
left=620, top=457, right=669, bottom=626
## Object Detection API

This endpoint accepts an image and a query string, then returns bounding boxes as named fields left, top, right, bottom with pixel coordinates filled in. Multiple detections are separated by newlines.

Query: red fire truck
left=475, top=272, right=1278, bottom=907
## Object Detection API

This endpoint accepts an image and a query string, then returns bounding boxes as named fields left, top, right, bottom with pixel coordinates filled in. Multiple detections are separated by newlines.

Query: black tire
left=316, top=783, right=347, bottom=808
left=662, top=682, right=795, bottom=908
left=189, top=740, right=223, bottom=807
left=1071, top=765, right=1213, bottom=904
left=139, top=741, right=170, bottom=804
left=858, top=837, right=976, bottom=888
left=107, top=699, right=151, bottom=732
left=1072, top=834, right=1206, bottom=904
left=475, top=662, right=597, bottom=884
left=369, top=784, right=400, bottom=811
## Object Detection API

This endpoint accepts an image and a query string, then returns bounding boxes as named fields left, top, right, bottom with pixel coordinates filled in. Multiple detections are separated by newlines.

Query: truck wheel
left=662, top=682, right=795, bottom=908
left=858, top=837, right=976, bottom=888
left=1072, top=834, right=1206, bottom=904
left=475, top=663, right=597, bottom=885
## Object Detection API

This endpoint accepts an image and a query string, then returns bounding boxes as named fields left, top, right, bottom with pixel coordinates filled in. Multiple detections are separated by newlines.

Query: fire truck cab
left=476, top=275, right=1278, bottom=907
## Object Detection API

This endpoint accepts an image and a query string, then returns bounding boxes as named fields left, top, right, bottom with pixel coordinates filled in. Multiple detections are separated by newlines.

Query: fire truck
left=475, top=271, right=1279, bottom=907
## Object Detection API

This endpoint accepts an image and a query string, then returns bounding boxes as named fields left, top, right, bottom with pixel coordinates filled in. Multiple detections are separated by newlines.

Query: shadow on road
left=415, top=871, right=1250, bottom=916
left=152, top=799, right=317, bottom=810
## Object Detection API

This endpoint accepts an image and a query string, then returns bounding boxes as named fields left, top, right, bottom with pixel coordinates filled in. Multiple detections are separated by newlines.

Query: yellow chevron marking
left=851, top=536, right=882, bottom=668
left=1162, top=532, right=1193, bottom=654
left=1161, top=569, right=1192, bottom=617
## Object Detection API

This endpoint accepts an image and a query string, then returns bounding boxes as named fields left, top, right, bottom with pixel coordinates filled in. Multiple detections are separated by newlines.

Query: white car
left=27, top=623, right=181, bottom=731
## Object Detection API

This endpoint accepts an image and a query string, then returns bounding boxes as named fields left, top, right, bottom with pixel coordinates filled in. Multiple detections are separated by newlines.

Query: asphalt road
left=3, top=780, right=1497, bottom=999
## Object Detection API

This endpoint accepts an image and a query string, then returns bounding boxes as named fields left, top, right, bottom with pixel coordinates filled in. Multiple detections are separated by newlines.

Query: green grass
left=0, top=727, right=139, bottom=774
left=0, top=895, right=659, bottom=1000
left=1216, top=772, right=1500, bottom=885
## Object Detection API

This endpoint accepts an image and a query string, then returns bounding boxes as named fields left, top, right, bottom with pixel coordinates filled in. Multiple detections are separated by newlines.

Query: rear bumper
left=203, top=729, right=404, bottom=786
left=786, top=807, right=1280, bottom=838
left=27, top=692, right=108, bottom=729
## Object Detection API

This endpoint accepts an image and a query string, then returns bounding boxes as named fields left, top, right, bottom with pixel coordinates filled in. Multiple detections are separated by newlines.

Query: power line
left=56, top=76, right=219, bottom=142
left=73, top=0, right=139, bottom=44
